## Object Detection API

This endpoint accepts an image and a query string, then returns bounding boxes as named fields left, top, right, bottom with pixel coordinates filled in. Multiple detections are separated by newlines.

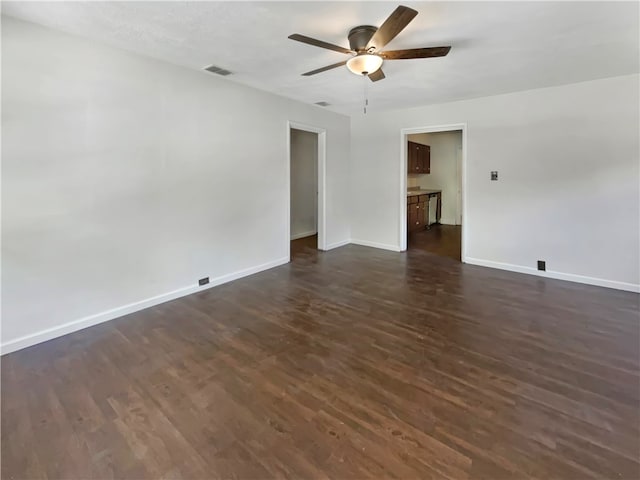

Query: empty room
left=2, top=2, right=639, bottom=479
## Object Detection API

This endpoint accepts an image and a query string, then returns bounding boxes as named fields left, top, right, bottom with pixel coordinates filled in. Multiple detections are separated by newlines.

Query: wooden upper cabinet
left=407, top=141, right=430, bottom=174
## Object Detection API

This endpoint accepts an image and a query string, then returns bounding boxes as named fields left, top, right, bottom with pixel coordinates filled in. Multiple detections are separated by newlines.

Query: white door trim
left=399, top=123, right=468, bottom=262
left=287, top=121, right=327, bottom=257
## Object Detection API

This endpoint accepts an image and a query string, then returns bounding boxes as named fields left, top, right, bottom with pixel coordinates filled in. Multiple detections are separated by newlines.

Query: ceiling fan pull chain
left=363, top=73, right=369, bottom=114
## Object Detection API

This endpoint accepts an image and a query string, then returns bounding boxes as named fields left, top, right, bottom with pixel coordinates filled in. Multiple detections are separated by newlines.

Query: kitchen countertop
left=407, top=189, right=441, bottom=196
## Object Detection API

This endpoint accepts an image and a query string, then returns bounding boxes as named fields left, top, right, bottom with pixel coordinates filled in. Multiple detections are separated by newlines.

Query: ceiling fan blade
left=366, top=5, right=418, bottom=51
left=381, top=46, right=451, bottom=60
left=302, top=61, right=348, bottom=76
left=368, top=69, right=385, bottom=82
left=288, top=34, right=354, bottom=55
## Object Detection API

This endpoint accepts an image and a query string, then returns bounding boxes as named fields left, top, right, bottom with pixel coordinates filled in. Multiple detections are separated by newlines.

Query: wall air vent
left=203, top=65, right=233, bottom=76
left=314, top=101, right=331, bottom=107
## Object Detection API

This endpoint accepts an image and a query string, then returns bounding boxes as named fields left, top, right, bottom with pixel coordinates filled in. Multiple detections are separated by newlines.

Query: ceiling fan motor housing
left=348, top=25, right=378, bottom=52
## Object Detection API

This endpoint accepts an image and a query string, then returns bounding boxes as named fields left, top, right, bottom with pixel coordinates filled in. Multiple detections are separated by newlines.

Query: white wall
left=1, top=16, right=351, bottom=352
left=351, top=74, right=640, bottom=291
left=408, top=131, right=462, bottom=225
left=290, top=129, right=317, bottom=239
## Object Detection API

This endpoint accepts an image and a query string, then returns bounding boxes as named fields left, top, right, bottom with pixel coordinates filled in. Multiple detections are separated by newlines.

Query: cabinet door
left=408, top=142, right=432, bottom=174
left=407, top=142, right=419, bottom=174
left=407, top=142, right=416, bottom=173
left=408, top=205, right=417, bottom=231
left=414, top=143, right=424, bottom=173
left=423, top=145, right=431, bottom=173
left=409, top=202, right=424, bottom=231
left=420, top=202, right=428, bottom=228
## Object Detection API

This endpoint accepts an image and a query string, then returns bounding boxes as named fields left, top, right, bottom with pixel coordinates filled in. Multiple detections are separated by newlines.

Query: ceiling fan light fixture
left=346, top=54, right=383, bottom=76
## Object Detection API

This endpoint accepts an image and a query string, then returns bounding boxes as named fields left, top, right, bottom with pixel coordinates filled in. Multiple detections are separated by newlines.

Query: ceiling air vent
left=203, top=64, right=233, bottom=76
left=314, top=101, right=331, bottom=107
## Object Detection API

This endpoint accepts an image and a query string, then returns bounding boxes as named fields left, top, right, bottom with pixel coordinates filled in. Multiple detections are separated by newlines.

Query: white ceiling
left=3, top=1, right=638, bottom=115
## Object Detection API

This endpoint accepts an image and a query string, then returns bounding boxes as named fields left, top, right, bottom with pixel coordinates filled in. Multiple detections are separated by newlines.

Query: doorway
left=400, top=124, right=466, bottom=262
left=287, top=122, right=326, bottom=259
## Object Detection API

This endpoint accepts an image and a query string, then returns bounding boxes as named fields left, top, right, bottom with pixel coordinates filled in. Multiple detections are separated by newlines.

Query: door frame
left=399, top=123, right=467, bottom=261
left=286, top=121, right=327, bottom=258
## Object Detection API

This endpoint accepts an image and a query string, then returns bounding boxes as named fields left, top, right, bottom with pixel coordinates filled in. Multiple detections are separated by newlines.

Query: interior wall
left=408, top=131, right=462, bottom=225
left=290, top=129, right=318, bottom=239
left=1, top=16, right=351, bottom=352
left=351, top=74, right=640, bottom=291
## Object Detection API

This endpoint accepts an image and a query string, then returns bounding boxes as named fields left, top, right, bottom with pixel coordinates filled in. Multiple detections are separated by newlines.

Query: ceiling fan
left=288, top=5, right=451, bottom=82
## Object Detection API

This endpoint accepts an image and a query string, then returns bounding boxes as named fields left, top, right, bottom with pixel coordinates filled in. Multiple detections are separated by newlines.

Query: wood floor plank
left=2, top=243, right=639, bottom=479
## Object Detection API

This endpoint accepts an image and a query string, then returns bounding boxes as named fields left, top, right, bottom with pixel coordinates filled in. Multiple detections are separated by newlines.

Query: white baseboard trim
left=290, top=230, right=317, bottom=241
left=324, top=239, right=351, bottom=250
left=1, top=256, right=289, bottom=356
left=350, top=239, right=402, bottom=252
left=465, top=257, right=640, bottom=293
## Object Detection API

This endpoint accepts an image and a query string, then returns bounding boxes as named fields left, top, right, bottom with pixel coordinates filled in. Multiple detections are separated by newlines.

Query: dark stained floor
left=291, top=233, right=317, bottom=258
left=408, top=224, right=462, bottom=261
left=2, top=244, right=639, bottom=479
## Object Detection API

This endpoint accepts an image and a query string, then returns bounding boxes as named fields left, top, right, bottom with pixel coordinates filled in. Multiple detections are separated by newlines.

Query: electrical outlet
left=198, top=277, right=210, bottom=286
left=491, top=171, right=498, bottom=181
left=537, top=261, right=546, bottom=271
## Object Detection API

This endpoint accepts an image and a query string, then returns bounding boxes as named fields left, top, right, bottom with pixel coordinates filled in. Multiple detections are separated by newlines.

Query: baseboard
left=324, top=239, right=351, bottom=250
left=290, top=230, right=317, bottom=241
left=350, top=239, right=401, bottom=252
left=465, top=257, right=640, bottom=293
left=0, top=256, right=289, bottom=355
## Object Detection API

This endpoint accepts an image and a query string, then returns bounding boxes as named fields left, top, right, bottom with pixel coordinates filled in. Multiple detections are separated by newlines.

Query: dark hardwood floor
left=2, top=244, right=639, bottom=479
left=290, top=234, right=317, bottom=258
left=408, top=224, right=462, bottom=261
